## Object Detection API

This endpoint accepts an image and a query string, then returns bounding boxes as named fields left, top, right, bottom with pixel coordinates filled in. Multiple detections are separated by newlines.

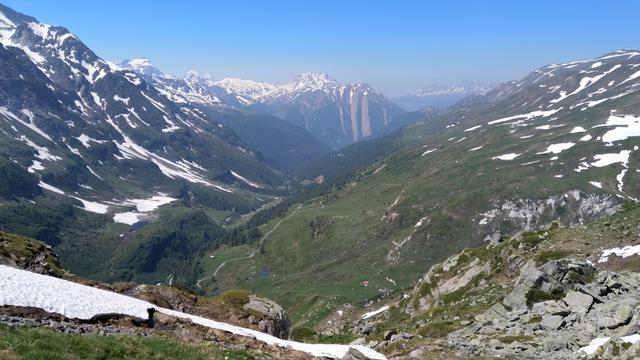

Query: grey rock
left=564, top=290, right=593, bottom=314
left=540, top=315, right=564, bottom=330
left=243, top=295, right=290, bottom=339
left=359, top=322, right=377, bottom=335
left=576, top=284, right=606, bottom=303
left=488, top=338, right=504, bottom=349
left=503, top=284, right=529, bottom=311
left=350, top=337, right=367, bottom=346
left=531, top=300, right=570, bottom=316
left=543, top=338, right=567, bottom=351
left=613, top=303, right=634, bottom=327
left=341, top=347, right=369, bottom=360
left=485, top=303, right=510, bottom=322
left=383, top=329, right=397, bottom=341
left=485, top=231, right=503, bottom=247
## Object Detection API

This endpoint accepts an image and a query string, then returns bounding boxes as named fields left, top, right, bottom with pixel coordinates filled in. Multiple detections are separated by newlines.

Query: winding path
left=196, top=209, right=300, bottom=289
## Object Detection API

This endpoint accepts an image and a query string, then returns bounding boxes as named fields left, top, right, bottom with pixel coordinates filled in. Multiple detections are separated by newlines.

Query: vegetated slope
left=343, top=203, right=640, bottom=359
left=0, top=3, right=285, bottom=286
left=202, top=109, right=331, bottom=172
left=204, top=50, right=640, bottom=328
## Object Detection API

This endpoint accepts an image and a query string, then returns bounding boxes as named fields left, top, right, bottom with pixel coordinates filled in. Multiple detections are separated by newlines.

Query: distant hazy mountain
left=256, top=72, right=406, bottom=148
left=121, top=64, right=407, bottom=149
left=392, top=81, right=495, bottom=111
left=119, top=59, right=330, bottom=170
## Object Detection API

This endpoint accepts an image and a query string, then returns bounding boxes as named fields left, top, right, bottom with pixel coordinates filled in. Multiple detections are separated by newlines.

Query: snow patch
left=0, top=265, right=385, bottom=360
left=361, top=305, right=390, bottom=320
left=598, top=245, right=640, bottom=263
left=492, top=153, right=521, bottom=161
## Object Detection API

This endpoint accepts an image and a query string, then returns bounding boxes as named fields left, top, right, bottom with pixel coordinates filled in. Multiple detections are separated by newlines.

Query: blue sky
left=4, top=0, right=640, bottom=96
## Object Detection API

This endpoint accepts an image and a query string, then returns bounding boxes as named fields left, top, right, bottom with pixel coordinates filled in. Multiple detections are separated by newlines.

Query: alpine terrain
left=1, top=2, right=640, bottom=360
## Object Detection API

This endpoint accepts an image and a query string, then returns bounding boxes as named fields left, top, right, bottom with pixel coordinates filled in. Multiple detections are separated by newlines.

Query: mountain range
left=120, top=59, right=407, bottom=149
left=205, top=48, right=640, bottom=332
left=392, top=81, right=496, bottom=111
left=2, top=2, right=640, bottom=359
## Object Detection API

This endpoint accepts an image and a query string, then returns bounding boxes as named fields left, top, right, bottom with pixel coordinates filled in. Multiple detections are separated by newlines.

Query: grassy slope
left=206, top=94, right=639, bottom=327
left=0, top=324, right=253, bottom=360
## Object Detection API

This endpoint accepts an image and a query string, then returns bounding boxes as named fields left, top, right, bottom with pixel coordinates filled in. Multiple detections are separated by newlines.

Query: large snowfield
left=0, top=265, right=386, bottom=359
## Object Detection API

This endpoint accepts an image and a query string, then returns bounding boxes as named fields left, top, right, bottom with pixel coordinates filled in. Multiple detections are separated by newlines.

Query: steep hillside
left=204, top=50, right=640, bottom=329
left=0, top=3, right=286, bottom=286
left=341, top=203, right=640, bottom=359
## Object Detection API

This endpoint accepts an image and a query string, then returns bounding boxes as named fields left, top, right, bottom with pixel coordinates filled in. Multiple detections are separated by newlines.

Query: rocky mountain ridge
left=121, top=59, right=407, bottom=148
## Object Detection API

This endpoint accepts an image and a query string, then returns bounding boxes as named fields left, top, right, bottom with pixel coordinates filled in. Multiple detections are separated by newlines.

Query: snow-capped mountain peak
left=392, top=82, right=496, bottom=111
left=281, top=72, right=339, bottom=93
left=119, top=58, right=174, bottom=79
left=214, top=77, right=277, bottom=100
left=412, top=82, right=495, bottom=97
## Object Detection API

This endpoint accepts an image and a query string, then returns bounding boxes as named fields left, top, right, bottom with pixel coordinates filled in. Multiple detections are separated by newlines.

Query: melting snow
left=570, top=126, right=586, bottom=133
left=464, top=125, right=482, bottom=132
left=27, top=160, right=44, bottom=173
left=361, top=305, right=390, bottom=320
left=72, top=197, right=109, bottom=214
left=537, top=142, right=575, bottom=155
left=230, top=171, right=262, bottom=188
left=111, top=195, right=177, bottom=225
left=589, top=181, right=602, bottom=188
left=488, top=109, right=561, bottom=125
left=594, top=114, right=640, bottom=144
left=0, top=265, right=385, bottom=360
left=492, top=153, right=521, bottom=161
left=421, top=148, right=437, bottom=157
left=0, top=107, right=52, bottom=141
left=579, top=334, right=640, bottom=355
left=598, top=245, right=640, bottom=263
left=590, top=150, right=631, bottom=168
left=38, top=181, right=64, bottom=195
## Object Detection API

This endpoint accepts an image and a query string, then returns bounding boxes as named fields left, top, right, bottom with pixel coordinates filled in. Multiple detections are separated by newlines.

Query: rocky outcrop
left=123, top=285, right=290, bottom=339
left=0, top=231, right=63, bottom=277
left=477, top=190, right=621, bottom=241
left=449, top=260, right=640, bottom=359
left=243, top=295, right=290, bottom=339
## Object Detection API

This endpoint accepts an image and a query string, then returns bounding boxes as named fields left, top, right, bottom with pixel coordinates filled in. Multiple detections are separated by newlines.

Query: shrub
left=218, top=289, right=251, bottom=307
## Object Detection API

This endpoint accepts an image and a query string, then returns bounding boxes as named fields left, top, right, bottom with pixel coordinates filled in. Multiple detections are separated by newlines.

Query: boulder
left=564, top=290, right=593, bottom=314
left=540, top=315, right=564, bottom=331
left=503, top=285, right=529, bottom=311
left=543, top=338, right=567, bottom=351
left=359, top=322, right=377, bottom=335
left=531, top=300, right=570, bottom=316
left=341, top=347, right=369, bottom=360
left=613, top=303, right=634, bottom=327
left=243, top=295, right=290, bottom=339
left=383, top=329, right=397, bottom=341
left=484, top=303, right=510, bottom=322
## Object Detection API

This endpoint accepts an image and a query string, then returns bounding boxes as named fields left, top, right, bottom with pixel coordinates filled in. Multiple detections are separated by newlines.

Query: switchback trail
left=195, top=209, right=300, bottom=289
